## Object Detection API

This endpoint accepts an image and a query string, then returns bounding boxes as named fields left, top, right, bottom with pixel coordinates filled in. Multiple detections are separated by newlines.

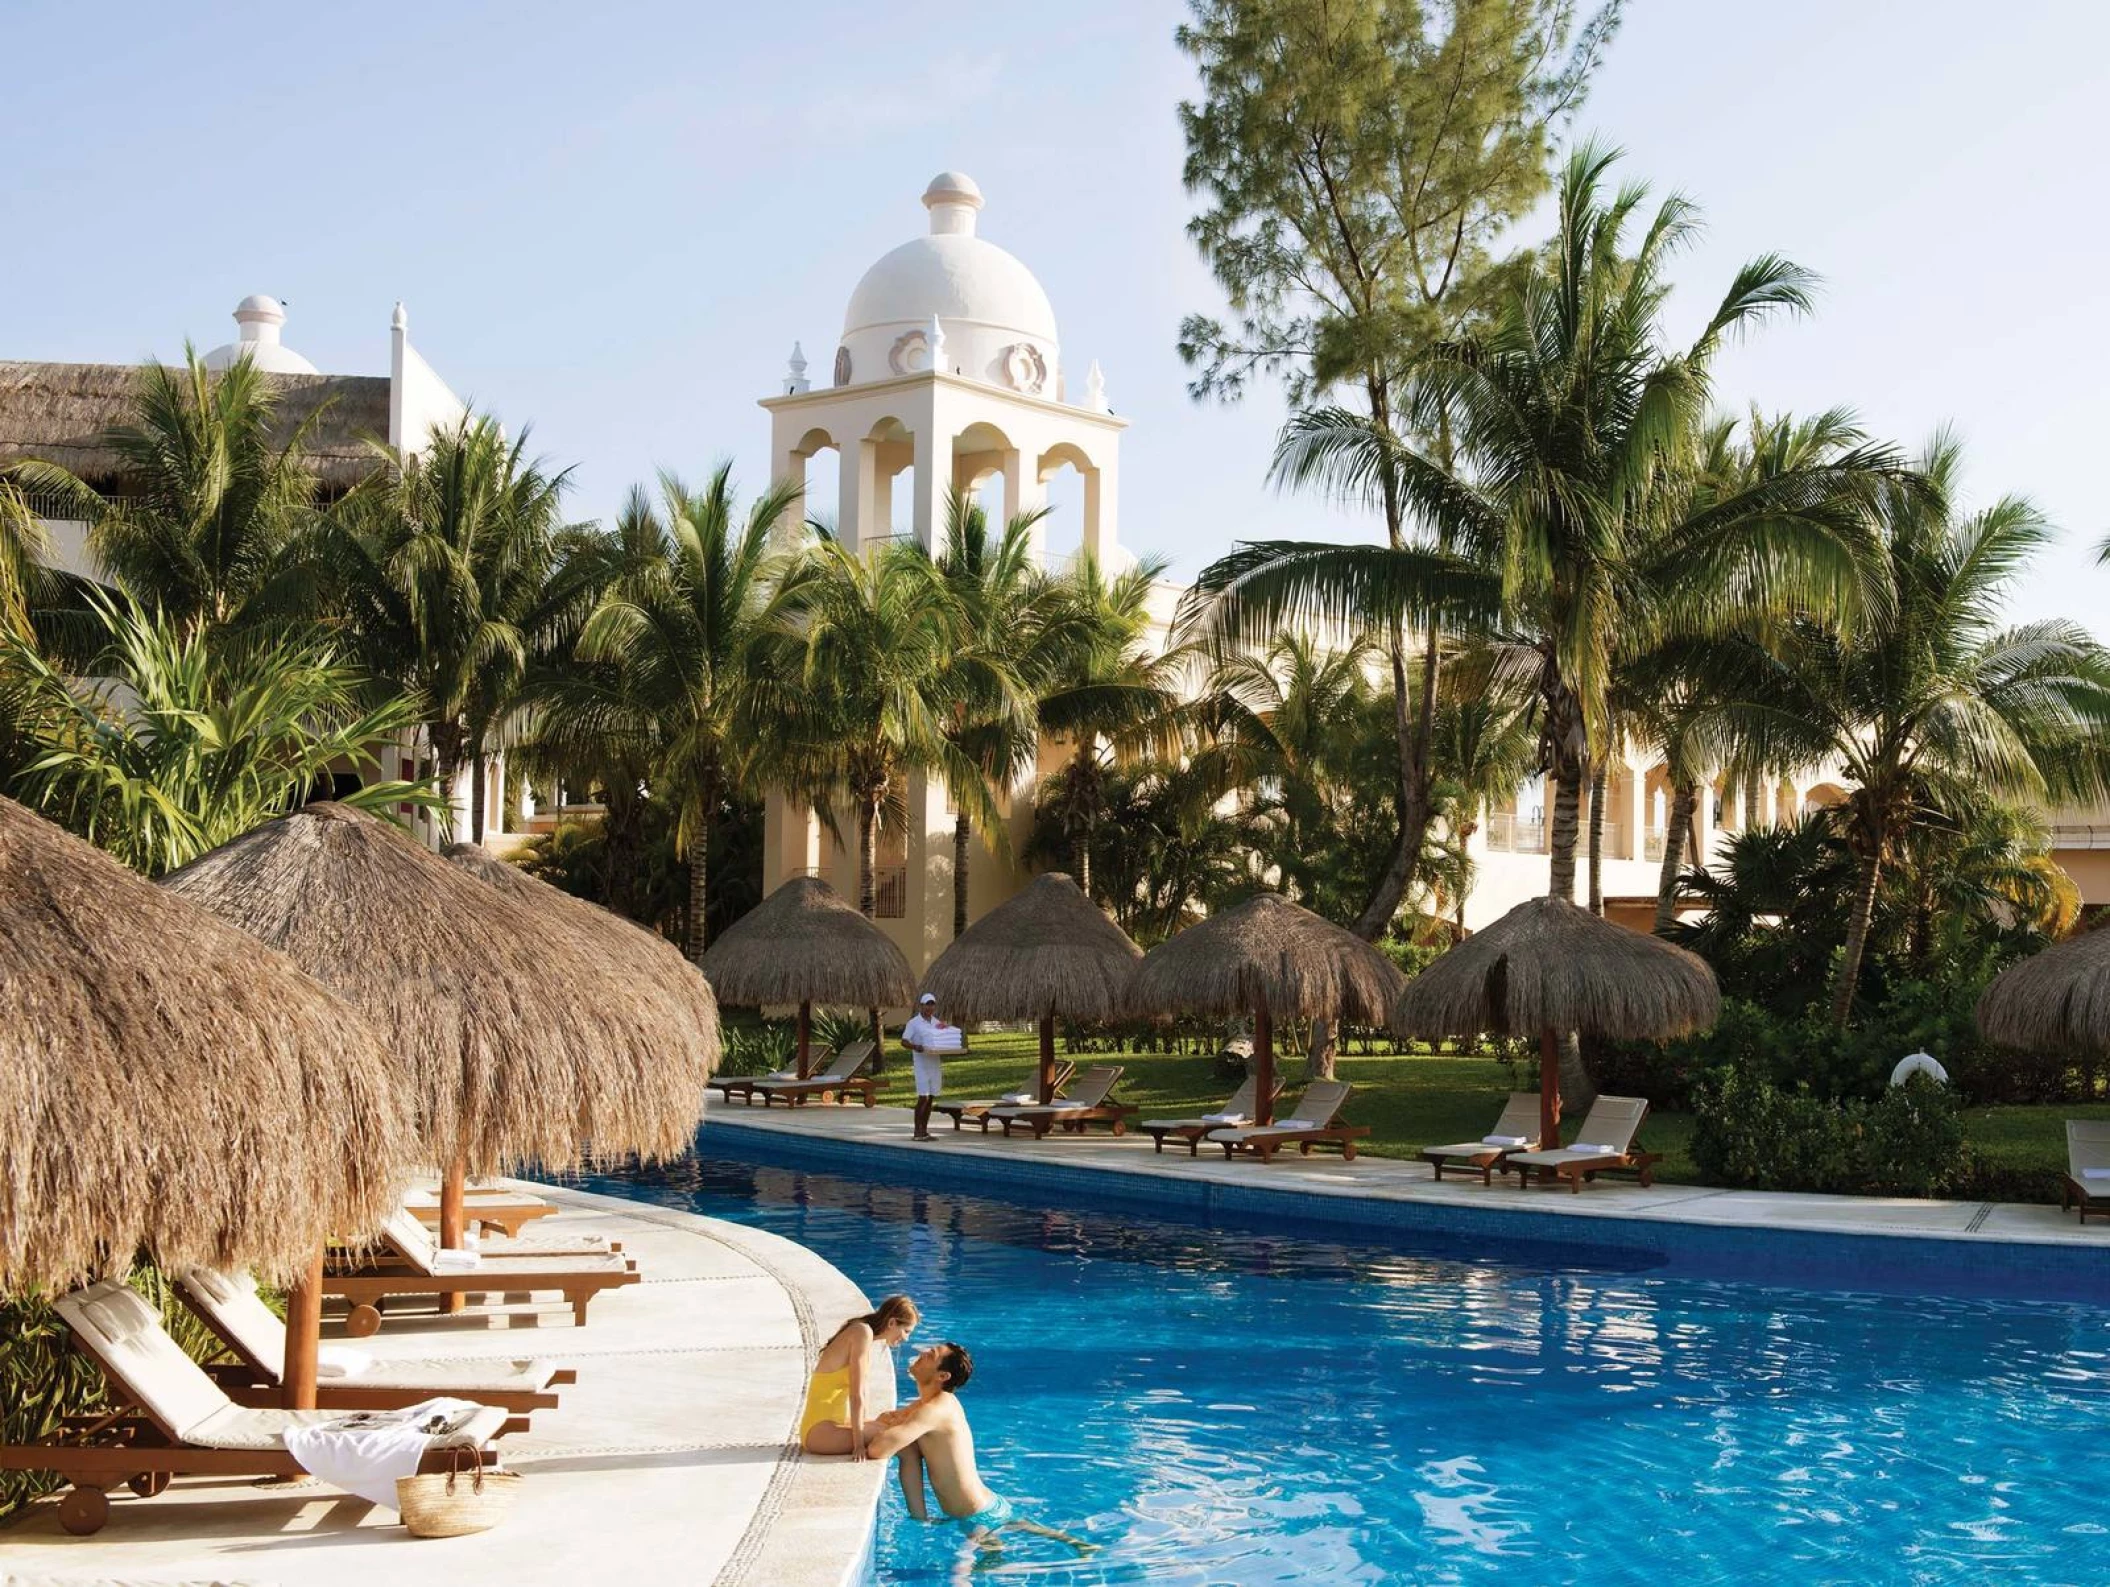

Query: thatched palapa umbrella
left=164, top=803, right=714, bottom=1385
left=1127, top=893, right=1405, bottom=1126
left=921, top=872, right=1142, bottom=1103
left=1976, top=924, right=2110, bottom=1056
left=1, top=796, right=411, bottom=1403
left=1392, top=896, right=1719, bottom=1153
left=700, top=875, right=916, bottom=1077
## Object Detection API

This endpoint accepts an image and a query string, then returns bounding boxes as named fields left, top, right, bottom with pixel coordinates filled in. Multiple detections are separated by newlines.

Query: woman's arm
left=844, top=1322, right=871, bottom=1461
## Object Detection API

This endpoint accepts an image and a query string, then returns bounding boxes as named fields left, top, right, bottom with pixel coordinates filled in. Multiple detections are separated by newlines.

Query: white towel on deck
left=316, top=1344, right=372, bottom=1380
left=1482, top=1135, right=1528, bottom=1147
left=282, top=1397, right=481, bottom=1510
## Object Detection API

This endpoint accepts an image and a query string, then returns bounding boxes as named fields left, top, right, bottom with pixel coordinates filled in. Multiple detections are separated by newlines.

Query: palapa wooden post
left=1038, top=1013, right=1058, bottom=1104
left=281, top=1247, right=326, bottom=1410
left=1252, top=1003, right=1275, bottom=1127
left=439, top=1158, right=468, bottom=1313
left=796, top=1001, right=813, bottom=1080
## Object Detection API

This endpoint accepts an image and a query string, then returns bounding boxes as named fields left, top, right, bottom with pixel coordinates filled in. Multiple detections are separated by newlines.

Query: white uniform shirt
left=903, top=1012, right=950, bottom=1097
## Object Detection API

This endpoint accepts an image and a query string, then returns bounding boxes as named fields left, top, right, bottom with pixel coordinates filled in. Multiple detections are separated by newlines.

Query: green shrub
left=719, top=1022, right=795, bottom=1078
left=1691, top=1067, right=1968, bottom=1197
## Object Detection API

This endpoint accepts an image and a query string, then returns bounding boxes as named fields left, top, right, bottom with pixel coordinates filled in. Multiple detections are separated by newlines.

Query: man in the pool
left=863, top=1342, right=1090, bottom=1562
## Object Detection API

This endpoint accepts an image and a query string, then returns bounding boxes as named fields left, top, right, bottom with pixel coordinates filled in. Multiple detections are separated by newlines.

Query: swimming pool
left=586, top=1137, right=2110, bottom=1585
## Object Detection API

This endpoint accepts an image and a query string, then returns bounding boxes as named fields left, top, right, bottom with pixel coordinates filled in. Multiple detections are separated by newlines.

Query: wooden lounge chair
left=737, top=1041, right=881, bottom=1108
left=1500, top=1095, right=1658, bottom=1192
left=982, top=1066, right=1135, bottom=1138
left=1211, top=1080, right=1370, bottom=1162
left=1420, top=1093, right=1544, bottom=1184
left=361, top=1206, right=617, bottom=1265
left=2060, top=1120, right=2110, bottom=1223
left=406, top=1184, right=556, bottom=1239
left=174, top=1267, right=575, bottom=1422
left=321, top=1235, right=639, bottom=1335
left=933, top=1061, right=1078, bottom=1131
left=0, top=1280, right=506, bottom=1535
left=1140, top=1075, right=1285, bottom=1156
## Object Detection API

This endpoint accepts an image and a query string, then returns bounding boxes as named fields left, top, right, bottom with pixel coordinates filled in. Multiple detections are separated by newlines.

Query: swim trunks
left=948, top=1494, right=1014, bottom=1534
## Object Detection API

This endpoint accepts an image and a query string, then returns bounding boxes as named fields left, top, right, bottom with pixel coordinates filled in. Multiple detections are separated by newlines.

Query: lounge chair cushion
left=65, top=1282, right=228, bottom=1442
left=186, top=1404, right=350, bottom=1451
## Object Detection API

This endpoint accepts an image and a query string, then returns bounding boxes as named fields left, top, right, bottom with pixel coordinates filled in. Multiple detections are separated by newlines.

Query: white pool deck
left=0, top=1185, right=888, bottom=1587
left=709, top=1099, right=2110, bottom=1253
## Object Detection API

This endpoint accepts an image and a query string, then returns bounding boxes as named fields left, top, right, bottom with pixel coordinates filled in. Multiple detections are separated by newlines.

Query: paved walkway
left=706, top=1101, right=2110, bottom=1279
left=1, top=1185, right=884, bottom=1587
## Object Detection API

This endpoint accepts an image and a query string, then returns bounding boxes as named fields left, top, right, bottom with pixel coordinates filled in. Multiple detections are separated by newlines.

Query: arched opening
left=1037, top=441, right=1099, bottom=569
left=863, top=417, right=915, bottom=547
left=788, top=426, right=839, bottom=539
left=1805, top=782, right=1849, bottom=811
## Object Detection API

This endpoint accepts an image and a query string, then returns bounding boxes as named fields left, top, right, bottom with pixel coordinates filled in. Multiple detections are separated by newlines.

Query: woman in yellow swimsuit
left=801, top=1294, right=919, bottom=1458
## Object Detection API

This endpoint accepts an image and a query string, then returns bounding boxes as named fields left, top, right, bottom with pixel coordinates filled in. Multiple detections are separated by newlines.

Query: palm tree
left=1427, top=683, right=1539, bottom=934
left=2, top=593, right=430, bottom=875
left=0, top=478, right=51, bottom=643
left=1035, top=554, right=1189, bottom=898
left=13, top=351, right=323, bottom=640
left=1701, top=434, right=2110, bottom=1029
left=535, top=466, right=800, bottom=960
left=930, top=487, right=1064, bottom=939
left=318, top=414, right=575, bottom=841
left=759, top=536, right=1010, bottom=922
left=1204, top=144, right=1897, bottom=914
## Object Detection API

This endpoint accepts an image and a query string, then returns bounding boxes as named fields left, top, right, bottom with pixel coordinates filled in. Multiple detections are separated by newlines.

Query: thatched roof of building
left=442, top=841, right=721, bottom=1080
left=162, top=804, right=707, bottom=1176
left=1977, top=924, right=2110, bottom=1055
left=1, top=796, right=412, bottom=1291
left=699, top=876, right=916, bottom=1010
left=1392, top=895, right=1720, bottom=1040
left=921, top=873, right=1141, bottom=1023
left=0, top=361, right=389, bottom=492
left=1127, top=893, right=1405, bottom=1021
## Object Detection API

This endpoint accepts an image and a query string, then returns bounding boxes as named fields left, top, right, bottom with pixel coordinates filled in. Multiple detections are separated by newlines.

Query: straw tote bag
left=396, top=1447, right=524, bottom=1538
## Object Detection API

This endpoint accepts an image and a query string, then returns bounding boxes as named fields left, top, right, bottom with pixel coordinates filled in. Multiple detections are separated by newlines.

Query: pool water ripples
left=586, top=1152, right=2110, bottom=1584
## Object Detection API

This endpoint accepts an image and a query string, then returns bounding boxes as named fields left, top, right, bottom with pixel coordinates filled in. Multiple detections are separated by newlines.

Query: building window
left=874, top=823, right=908, bottom=919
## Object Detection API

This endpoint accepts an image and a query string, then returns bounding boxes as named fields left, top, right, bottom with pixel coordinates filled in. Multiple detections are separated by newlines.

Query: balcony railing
left=1485, top=811, right=1548, bottom=854
left=2052, top=825, right=2110, bottom=850
left=1643, top=827, right=1668, bottom=863
left=873, top=864, right=908, bottom=919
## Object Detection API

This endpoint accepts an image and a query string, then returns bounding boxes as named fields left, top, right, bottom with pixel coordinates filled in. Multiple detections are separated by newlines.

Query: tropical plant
left=317, top=414, right=579, bottom=843
left=12, top=351, right=323, bottom=641
left=1034, top=554, right=1190, bottom=896
left=1696, top=434, right=2110, bottom=1028
left=528, top=466, right=798, bottom=959
left=2, top=593, right=431, bottom=875
left=0, top=478, right=51, bottom=643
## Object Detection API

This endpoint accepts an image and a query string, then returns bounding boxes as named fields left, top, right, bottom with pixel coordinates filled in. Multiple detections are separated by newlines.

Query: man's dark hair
left=935, top=1341, right=974, bottom=1392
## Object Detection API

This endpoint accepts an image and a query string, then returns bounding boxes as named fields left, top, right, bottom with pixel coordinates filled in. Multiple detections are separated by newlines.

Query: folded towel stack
left=1568, top=1143, right=1619, bottom=1156
left=1482, top=1134, right=1528, bottom=1147
left=999, top=1091, right=1036, bottom=1105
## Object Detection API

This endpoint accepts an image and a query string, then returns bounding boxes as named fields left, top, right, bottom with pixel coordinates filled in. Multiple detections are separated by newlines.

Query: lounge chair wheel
left=127, top=1470, right=171, bottom=1498
left=346, top=1302, right=383, bottom=1338
left=1109, top=1120, right=1126, bottom=1136
left=59, top=1484, right=110, bottom=1535
left=1342, top=1143, right=1357, bottom=1162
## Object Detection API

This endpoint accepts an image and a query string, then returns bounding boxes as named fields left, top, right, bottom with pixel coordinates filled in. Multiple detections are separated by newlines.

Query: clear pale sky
left=6, top=1, right=2104, bottom=631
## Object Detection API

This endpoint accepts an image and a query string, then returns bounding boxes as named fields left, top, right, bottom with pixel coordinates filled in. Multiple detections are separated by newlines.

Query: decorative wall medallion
left=1000, top=342, right=1047, bottom=394
left=832, top=346, right=852, bottom=387
left=888, top=329, right=932, bottom=376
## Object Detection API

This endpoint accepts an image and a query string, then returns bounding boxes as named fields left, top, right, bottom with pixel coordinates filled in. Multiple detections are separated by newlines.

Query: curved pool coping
left=700, top=1106, right=2110, bottom=1305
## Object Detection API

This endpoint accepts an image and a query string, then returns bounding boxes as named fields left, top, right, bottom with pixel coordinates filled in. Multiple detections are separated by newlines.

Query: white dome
left=203, top=293, right=319, bottom=375
left=835, top=174, right=1059, bottom=396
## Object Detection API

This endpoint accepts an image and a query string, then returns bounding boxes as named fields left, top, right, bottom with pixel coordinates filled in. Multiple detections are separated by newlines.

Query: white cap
left=919, top=993, right=937, bottom=1004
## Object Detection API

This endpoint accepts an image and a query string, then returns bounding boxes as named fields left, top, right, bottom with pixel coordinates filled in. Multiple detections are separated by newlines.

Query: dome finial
left=391, top=300, right=408, bottom=332
left=1084, top=360, right=1108, bottom=412
left=786, top=341, right=811, bottom=395
left=923, top=171, right=983, bottom=237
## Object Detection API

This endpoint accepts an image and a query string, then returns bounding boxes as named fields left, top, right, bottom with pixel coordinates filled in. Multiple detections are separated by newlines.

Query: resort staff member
left=902, top=992, right=958, bottom=1142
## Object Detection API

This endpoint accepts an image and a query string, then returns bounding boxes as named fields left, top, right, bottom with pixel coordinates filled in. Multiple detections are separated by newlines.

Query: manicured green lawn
left=829, top=1029, right=2082, bottom=1199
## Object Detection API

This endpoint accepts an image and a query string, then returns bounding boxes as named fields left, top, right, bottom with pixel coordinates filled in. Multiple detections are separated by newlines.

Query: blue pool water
left=586, top=1140, right=2110, bottom=1585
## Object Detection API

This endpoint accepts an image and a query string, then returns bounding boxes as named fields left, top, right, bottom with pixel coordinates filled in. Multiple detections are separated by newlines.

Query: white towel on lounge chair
left=1268, top=1118, right=1317, bottom=1132
left=1202, top=1112, right=1246, bottom=1125
left=2084, top=1168, right=2110, bottom=1181
left=1570, top=1143, right=1620, bottom=1156
left=1482, top=1134, right=1528, bottom=1147
left=429, top=1248, right=482, bottom=1273
left=999, top=1092, right=1035, bottom=1105
left=282, top=1397, right=484, bottom=1510
left=317, top=1344, right=371, bottom=1380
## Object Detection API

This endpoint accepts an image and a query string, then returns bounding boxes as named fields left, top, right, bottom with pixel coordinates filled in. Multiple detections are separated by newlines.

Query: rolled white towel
left=2082, top=1168, right=2110, bottom=1181
left=999, top=1091, right=1036, bottom=1105
left=1568, top=1143, right=1620, bottom=1157
left=429, top=1248, right=483, bottom=1273
left=1267, top=1118, right=1317, bottom=1132
left=317, top=1343, right=373, bottom=1380
left=1201, top=1112, right=1247, bottom=1125
left=1482, top=1134, right=1528, bottom=1147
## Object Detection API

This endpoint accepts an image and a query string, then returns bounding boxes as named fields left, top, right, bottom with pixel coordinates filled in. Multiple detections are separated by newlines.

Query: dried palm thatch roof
left=0, top=361, right=389, bottom=492
left=1127, top=893, right=1405, bottom=1021
left=1, top=795, right=412, bottom=1291
left=699, top=876, right=916, bottom=1010
left=921, top=873, right=1142, bottom=1023
left=1976, top=924, right=2110, bottom=1055
left=162, top=803, right=707, bottom=1176
left=442, top=842, right=721, bottom=1082
left=1392, top=895, right=1720, bottom=1040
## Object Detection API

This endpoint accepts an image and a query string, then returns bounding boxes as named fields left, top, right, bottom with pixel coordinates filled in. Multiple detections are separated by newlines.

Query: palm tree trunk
left=953, top=812, right=971, bottom=940
left=1586, top=761, right=1608, bottom=916
left=1307, top=1016, right=1334, bottom=1082
left=1547, top=762, right=1585, bottom=903
left=685, top=772, right=715, bottom=964
left=1653, top=784, right=1696, bottom=934
left=857, top=798, right=878, bottom=919
left=1830, top=849, right=1883, bottom=1031
left=469, top=746, right=486, bottom=845
left=1353, top=625, right=1442, bottom=941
